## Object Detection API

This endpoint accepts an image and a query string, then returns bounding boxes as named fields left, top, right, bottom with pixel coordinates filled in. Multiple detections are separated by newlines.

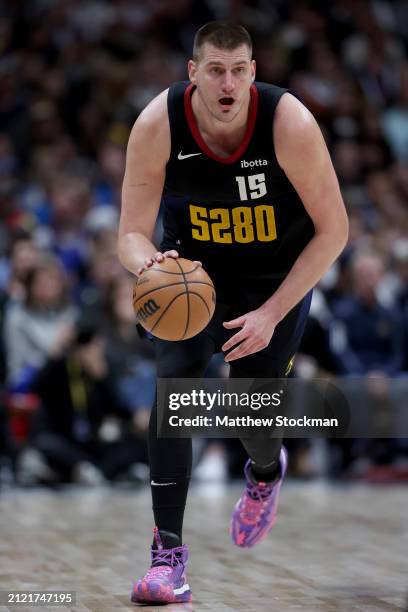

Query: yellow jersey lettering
left=189, top=204, right=277, bottom=244
left=189, top=205, right=210, bottom=241
left=231, top=206, right=254, bottom=243
left=254, top=204, right=277, bottom=241
left=209, top=208, right=233, bottom=243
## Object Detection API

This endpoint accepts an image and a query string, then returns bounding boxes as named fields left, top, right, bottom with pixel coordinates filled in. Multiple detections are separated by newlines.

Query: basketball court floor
left=0, top=481, right=407, bottom=611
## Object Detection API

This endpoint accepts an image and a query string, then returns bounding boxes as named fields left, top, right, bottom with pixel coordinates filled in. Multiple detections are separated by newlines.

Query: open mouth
left=219, top=97, right=234, bottom=107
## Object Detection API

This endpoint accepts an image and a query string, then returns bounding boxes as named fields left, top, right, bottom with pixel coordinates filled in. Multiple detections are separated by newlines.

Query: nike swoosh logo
left=151, top=480, right=177, bottom=486
left=177, top=151, right=202, bottom=160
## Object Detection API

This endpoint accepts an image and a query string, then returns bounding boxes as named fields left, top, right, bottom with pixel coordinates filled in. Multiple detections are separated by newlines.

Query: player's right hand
left=137, top=250, right=179, bottom=276
left=137, top=250, right=202, bottom=276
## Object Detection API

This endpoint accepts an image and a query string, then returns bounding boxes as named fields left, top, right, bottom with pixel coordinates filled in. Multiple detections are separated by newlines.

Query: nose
left=221, top=71, right=234, bottom=94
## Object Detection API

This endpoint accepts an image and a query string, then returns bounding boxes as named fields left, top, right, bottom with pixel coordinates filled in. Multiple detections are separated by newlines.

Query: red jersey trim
left=183, top=83, right=258, bottom=164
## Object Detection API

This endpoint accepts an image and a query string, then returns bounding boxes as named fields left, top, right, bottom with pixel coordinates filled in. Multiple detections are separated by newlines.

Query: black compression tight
left=148, top=335, right=285, bottom=541
left=149, top=335, right=214, bottom=541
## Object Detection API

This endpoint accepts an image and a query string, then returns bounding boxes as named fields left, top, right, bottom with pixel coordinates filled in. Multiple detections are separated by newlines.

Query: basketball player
left=119, top=22, right=348, bottom=604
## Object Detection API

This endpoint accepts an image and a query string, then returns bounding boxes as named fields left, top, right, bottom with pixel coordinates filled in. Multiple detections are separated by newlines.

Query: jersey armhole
left=166, top=81, right=189, bottom=162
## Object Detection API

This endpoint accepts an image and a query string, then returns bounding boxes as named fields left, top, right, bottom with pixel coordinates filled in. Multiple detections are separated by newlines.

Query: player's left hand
left=222, top=308, right=277, bottom=362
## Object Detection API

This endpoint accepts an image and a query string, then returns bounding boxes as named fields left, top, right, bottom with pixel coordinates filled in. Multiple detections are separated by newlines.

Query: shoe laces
left=151, top=546, right=186, bottom=568
left=247, top=480, right=275, bottom=502
left=142, top=546, right=186, bottom=582
left=240, top=482, right=274, bottom=520
left=147, top=527, right=187, bottom=574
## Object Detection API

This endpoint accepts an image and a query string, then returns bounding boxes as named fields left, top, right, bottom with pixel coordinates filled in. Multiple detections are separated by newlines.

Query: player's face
left=188, top=43, right=255, bottom=124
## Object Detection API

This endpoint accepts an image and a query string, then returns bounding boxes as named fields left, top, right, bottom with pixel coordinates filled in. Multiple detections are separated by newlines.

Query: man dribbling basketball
left=119, top=21, right=348, bottom=605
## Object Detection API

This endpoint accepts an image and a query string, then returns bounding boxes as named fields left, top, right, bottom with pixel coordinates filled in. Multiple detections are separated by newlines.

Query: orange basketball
left=133, top=258, right=216, bottom=341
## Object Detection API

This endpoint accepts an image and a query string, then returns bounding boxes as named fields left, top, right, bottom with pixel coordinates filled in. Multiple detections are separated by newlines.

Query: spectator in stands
left=331, top=249, right=404, bottom=376
left=29, top=321, right=147, bottom=485
left=4, top=256, right=77, bottom=392
left=330, top=249, right=407, bottom=472
left=0, top=231, right=40, bottom=302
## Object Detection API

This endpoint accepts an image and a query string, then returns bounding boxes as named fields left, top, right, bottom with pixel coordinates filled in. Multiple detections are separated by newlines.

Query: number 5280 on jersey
left=189, top=204, right=277, bottom=244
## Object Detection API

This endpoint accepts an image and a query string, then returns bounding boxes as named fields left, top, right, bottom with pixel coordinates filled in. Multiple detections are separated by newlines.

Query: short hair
left=24, top=255, right=68, bottom=309
left=193, top=21, right=252, bottom=62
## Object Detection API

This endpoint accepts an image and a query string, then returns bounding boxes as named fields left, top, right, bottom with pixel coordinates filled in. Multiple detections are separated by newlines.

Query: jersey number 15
left=189, top=174, right=276, bottom=244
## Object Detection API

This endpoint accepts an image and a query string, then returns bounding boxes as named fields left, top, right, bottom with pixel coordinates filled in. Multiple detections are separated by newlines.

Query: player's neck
left=191, top=90, right=250, bottom=154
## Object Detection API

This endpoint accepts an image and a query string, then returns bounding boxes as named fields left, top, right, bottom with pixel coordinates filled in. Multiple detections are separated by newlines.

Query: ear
left=251, top=59, right=256, bottom=83
left=188, top=59, right=197, bottom=84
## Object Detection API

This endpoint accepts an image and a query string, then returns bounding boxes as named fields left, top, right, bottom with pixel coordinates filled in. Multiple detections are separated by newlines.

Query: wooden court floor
left=0, top=481, right=407, bottom=611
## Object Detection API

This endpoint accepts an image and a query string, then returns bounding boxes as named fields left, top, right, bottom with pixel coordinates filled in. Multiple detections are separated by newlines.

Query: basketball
left=133, top=257, right=216, bottom=341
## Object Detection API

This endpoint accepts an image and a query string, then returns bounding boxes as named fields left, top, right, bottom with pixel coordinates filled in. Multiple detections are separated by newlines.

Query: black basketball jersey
left=161, top=80, right=314, bottom=294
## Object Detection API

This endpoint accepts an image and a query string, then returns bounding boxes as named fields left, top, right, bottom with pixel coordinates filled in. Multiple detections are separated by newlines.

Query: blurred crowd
left=0, top=0, right=407, bottom=488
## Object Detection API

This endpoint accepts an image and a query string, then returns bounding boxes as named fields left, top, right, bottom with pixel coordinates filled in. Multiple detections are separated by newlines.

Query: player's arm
left=118, top=90, right=176, bottom=276
left=263, top=93, right=349, bottom=320
left=223, top=93, right=348, bottom=361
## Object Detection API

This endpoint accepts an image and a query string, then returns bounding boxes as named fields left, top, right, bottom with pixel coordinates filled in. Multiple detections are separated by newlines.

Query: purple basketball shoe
left=230, top=447, right=288, bottom=548
left=131, top=527, right=192, bottom=604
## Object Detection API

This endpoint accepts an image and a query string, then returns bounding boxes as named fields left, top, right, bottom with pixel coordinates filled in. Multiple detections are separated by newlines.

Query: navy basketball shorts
left=154, top=290, right=313, bottom=379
